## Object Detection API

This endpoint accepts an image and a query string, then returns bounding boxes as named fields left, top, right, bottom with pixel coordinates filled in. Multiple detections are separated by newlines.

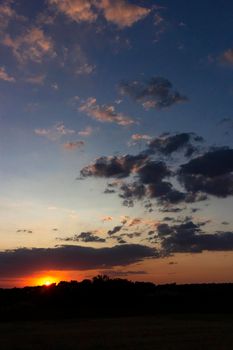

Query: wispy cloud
left=219, top=48, right=233, bottom=66
left=3, top=27, right=55, bottom=63
left=35, top=123, right=75, bottom=140
left=25, top=74, right=46, bottom=85
left=79, top=97, right=135, bottom=126
left=78, top=126, right=94, bottom=137
left=76, top=63, right=96, bottom=75
left=0, top=66, right=15, bottom=82
left=63, top=140, right=85, bottom=150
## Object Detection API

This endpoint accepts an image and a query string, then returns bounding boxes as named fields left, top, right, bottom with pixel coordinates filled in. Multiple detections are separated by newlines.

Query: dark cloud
left=80, top=139, right=233, bottom=212
left=179, top=148, right=233, bottom=198
left=16, top=229, right=33, bottom=234
left=0, top=244, right=157, bottom=277
left=100, top=270, right=147, bottom=277
left=157, top=223, right=173, bottom=236
left=119, top=182, right=146, bottom=207
left=137, top=161, right=171, bottom=184
left=80, top=154, right=147, bottom=179
left=148, top=133, right=203, bottom=157
left=148, top=181, right=186, bottom=204
left=60, top=232, right=106, bottom=243
left=120, top=232, right=142, bottom=239
left=160, top=221, right=233, bottom=254
left=119, top=77, right=188, bottom=110
left=107, top=225, right=123, bottom=236
left=180, top=148, right=233, bottom=177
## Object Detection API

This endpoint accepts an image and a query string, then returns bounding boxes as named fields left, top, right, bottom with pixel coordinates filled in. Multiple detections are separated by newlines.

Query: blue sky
left=0, top=0, right=233, bottom=287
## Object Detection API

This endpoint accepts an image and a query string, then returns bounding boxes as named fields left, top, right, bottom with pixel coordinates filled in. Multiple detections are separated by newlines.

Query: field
left=0, top=314, right=232, bottom=350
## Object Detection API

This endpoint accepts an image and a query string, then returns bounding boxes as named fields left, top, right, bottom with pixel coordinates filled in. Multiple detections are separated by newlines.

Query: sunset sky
left=0, top=0, right=233, bottom=288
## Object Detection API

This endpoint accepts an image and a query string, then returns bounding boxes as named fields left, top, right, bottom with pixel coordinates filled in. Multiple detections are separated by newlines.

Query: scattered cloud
left=80, top=133, right=233, bottom=211
left=131, top=134, right=152, bottom=141
left=97, top=0, right=150, bottom=28
left=79, top=97, right=135, bottom=126
left=78, top=126, right=94, bottom=137
left=119, top=77, right=188, bottom=110
left=102, top=216, right=113, bottom=222
left=63, top=140, right=85, bottom=150
left=219, top=48, right=233, bottom=66
left=80, top=153, right=147, bottom=178
left=108, top=225, right=123, bottom=236
left=0, top=0, right=25, bottom=32
left=60, top=231, right=106, bottom=243
left=160, top=220, right=233, bottom=254
left=179, top=148, right=233, bottom=197
left=49, top=0, right=150, bottom=28
left=3, top=27, right=55, bottom=63
left=35, top=123, right=75, bottom=141
left=25, top=74, right=46, bottom=85
left=0, top=66, right=15, bottom=82
left=49, top=0, right=98, bottom=23
left=148, top=133, right=203, bottom=157
left=76, top=63, right=96, bottom=75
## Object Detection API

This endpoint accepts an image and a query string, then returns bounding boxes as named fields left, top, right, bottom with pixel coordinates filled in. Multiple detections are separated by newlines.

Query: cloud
left=97, top=0, right=150, bottom=28
left=100, top=269, right=147, bottom=277
left=179, top=148, right=233, bottom=197
left=60, top=231, right=106, bottom=243
left=119, top=182, right=146, bottom=207
left=3, top=27, right=55, bottom=63
left=160, top=220, right=233, bottom=254
left=76, top=63, right=96, bottom=75
left=107, top=225, right=123, bottom=236
left=79, top=97, right=135, bottom=126
left=16, top=229, right=33, bottom=234
left=63, top=140, right=85, bottom=150
left=180, top=148, right=233, bottom=177
left=131, top=134, right=151, bottom=141
left=102, top=216, right=113, bottom=222
left=80, top=153, right=147, bottom=178
left=219, top=48, right=233, bottom=65
left=119, top=77, right=188, bottom=110
left=25, top=74, right=46, bottom=85
left=80, top=135, right=233, bottom=211
left=0, top=0, right=25, bottom=32
left=148, top=133, right=203, bottom=157
left=0, top=244, right=156, bottom=276
left=0, top=66, right=15, bottom=82
left=137, top=161, right=171, bottom=184
left=49, top=0, right=98, bottom=23
left=35, top=123, right=75, bottom=141
left=49, top=0, right=150, bottom=28
left=78, top=126, right=93, bottom=137
left=129, top=133, right=152, bottom=146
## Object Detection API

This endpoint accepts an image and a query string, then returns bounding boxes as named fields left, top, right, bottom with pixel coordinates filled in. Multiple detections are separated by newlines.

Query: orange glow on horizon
left=35, top=275, right=59, bottom=286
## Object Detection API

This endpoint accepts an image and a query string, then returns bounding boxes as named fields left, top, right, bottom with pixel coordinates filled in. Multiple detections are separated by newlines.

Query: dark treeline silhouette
left=0, top=276, right=233, bottom=321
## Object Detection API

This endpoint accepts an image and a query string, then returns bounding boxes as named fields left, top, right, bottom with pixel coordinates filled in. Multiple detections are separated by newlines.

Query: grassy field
left=0, top=314, right=232, bottom=350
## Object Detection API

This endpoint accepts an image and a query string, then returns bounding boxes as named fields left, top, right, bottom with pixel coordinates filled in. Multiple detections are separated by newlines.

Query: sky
left=0, top=0, right=233, bottom=288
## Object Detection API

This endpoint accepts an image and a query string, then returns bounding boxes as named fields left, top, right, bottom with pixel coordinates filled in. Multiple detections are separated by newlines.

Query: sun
left=44, top=280, right=52, bottom=286
left=36, top=276, right=58, bottom=286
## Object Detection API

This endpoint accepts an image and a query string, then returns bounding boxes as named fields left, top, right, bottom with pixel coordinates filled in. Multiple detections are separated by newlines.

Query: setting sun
left=37, top=276, right=58, bottom=286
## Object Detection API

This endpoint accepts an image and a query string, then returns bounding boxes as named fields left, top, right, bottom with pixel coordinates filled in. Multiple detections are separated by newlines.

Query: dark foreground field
left=0, top=314, right=232, bottom=350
